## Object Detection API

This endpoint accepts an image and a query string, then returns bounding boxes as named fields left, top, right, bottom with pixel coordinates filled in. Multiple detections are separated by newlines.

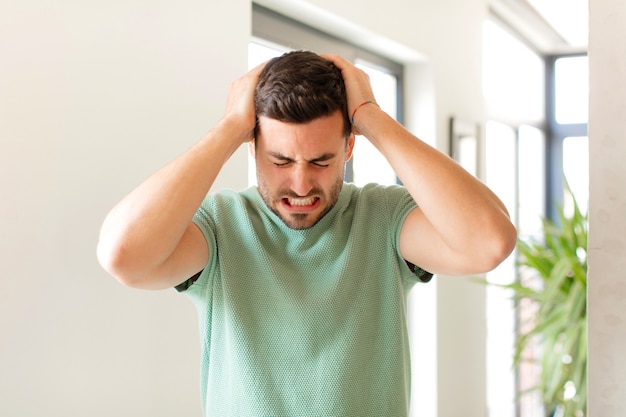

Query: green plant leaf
left=482, top=178, right=588, bottom=415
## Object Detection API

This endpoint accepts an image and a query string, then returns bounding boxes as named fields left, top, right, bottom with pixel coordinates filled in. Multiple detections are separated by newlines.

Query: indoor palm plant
left=499, top=188, right=587, bottom=416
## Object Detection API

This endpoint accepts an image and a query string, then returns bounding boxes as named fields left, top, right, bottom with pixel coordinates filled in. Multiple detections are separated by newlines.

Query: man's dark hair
left=255, top=50, right=351, bottom=139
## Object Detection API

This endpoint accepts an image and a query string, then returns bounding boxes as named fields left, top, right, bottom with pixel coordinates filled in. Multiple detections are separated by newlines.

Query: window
left=351, top=61, right=398, bottom=186
left=516, top=124, right=547, bottom=417
left=483, top=20, right=545, bottom=125
left=484, top=17, right=589, bottom=417
left=547, top=55, right=589, bottom=217
left=483, top=18, right=547, bottom=417
left=554, top=56, right=588, bottom=125
left=484, top=121, right=518, bottom=417
left=562, top=136, right=588, bottom=215
left=248, top=4, right=403, bottom=187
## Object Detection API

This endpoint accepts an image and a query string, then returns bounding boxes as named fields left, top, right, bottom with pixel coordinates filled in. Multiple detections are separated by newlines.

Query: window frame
left=544, top=53, right=588, bottom=221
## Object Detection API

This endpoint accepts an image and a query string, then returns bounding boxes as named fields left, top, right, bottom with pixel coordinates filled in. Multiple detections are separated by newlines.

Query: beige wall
left=0, top=1, right=249, bottom=416
left=588, top=0, right=626, bottom=415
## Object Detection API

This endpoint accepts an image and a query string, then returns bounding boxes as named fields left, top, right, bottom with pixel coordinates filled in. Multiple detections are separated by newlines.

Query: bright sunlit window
left=563, top=136, right=589, bottom=215
left=518, top=125, right=547, bottom=239
left=484, top=121, right=518, bottom=417
left=484, top=14, right=589, bottom=417
left=483, top=18, right=547, bottom=417
left=352, top=61, right=398, bottom=186
left=555, top=56, right=589, bottom=125
left=483, top=20, right=545, bottom=125
left=549, top=54, right=588, bottom=220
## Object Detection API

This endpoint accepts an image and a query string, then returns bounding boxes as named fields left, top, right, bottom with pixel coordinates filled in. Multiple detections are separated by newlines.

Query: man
left=97, top=51, right=517, bottom=416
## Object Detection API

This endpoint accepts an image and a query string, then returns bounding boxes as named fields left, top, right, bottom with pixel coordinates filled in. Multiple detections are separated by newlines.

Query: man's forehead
left=256, top=114, right=347, bottom=142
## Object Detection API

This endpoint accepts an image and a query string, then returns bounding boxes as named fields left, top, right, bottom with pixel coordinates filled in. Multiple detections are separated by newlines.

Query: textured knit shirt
left=178, top=182, right=431, bottom=417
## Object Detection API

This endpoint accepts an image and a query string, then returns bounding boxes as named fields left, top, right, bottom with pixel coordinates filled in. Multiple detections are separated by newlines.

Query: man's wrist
left=217, top=114, right=255, bottom=146
left=351, top=100, right=379, bottom=127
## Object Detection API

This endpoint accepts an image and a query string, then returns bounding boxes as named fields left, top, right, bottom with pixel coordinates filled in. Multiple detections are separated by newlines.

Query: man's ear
left=345, top=133, right=355, bottom=161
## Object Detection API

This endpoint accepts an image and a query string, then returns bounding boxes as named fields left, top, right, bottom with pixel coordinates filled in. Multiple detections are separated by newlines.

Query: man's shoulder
left=342, top=183, right=416, bottom=228
left=195, top=187, right=262, bottom=227
left=203, top=186, right=260, bottom=207
left=344, top=182, right=411, bottom=203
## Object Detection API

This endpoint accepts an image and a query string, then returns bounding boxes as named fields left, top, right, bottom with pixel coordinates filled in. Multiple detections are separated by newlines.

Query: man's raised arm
left=323, top=54, right=517, bottom=276
left=96, top=63, right=264, bottom=290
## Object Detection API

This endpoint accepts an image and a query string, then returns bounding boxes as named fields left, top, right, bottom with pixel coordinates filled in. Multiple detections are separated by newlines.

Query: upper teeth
left=288, top=197, right=315, bottom=206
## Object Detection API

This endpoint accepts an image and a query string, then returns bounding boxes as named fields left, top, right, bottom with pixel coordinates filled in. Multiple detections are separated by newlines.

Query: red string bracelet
left=351, top=100, right=379, bottom=126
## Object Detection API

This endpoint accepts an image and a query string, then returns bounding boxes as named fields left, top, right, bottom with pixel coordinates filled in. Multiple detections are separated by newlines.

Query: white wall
left=588, top=0, right=626, bottom=415
left=1, top=1, right=488, bottom=416
left=0, top=1, right=249, bottom=416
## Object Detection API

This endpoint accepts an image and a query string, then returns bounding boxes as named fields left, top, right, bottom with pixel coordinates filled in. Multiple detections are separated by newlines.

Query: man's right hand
left=223, top=61, right=267, bottom=146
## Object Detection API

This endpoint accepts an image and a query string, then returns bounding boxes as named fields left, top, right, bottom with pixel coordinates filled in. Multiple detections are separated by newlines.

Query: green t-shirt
left=179, top=182, right=431, bottom=416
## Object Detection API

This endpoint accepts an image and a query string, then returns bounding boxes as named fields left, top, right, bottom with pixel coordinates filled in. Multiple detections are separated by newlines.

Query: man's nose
left=290, top=163, right=314, bottom=196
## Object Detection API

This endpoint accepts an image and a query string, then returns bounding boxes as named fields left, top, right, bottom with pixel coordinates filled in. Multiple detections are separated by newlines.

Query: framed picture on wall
left=449, top=116, right=480, bottom=177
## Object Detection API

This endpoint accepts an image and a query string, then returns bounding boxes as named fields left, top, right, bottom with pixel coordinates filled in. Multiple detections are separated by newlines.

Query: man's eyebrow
left=267, top=151, right=336, bottom=163
left=309, top=153, right=336, bottom=163
left=267, top=151, right=293, bottom=162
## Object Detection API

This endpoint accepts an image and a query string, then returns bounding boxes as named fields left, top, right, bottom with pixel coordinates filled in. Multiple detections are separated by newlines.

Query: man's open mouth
left=285, top=196, right=318, bottom=207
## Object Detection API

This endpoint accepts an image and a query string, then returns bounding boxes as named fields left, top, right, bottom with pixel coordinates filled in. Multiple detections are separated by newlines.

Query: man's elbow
left=96, top=239, right=149, bottom=289
left=482, top=222, right=518, bottom=272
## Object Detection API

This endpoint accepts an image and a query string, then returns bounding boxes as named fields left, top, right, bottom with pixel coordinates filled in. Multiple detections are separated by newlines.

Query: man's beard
left=256, top=175, right=344, bottom=230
